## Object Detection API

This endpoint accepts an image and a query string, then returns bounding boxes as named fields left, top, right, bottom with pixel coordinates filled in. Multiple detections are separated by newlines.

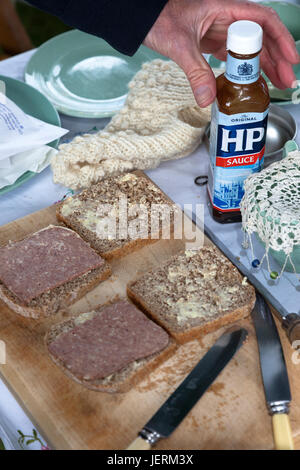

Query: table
left=0, top=42, right=300, bottom=449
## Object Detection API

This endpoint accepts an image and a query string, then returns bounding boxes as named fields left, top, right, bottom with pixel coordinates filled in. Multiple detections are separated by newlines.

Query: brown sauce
left=208, top=45, right=270, bottom=223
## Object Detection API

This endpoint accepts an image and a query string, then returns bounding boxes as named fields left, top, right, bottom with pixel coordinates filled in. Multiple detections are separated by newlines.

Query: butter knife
left=127, top=328, right=248, bottom=450
left=252, top=293, right=294, bottom=450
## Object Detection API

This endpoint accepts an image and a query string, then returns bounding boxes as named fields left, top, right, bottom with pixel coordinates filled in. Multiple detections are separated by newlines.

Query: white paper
left=0, top=93, right=68, bottom=160
left=0, top=157, right=12, bottom=169
left=0, top=145, right=57, bottom=189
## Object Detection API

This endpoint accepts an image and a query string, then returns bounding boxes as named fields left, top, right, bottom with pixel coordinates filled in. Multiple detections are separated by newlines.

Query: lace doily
left=240, top=149, right=300, bottom=279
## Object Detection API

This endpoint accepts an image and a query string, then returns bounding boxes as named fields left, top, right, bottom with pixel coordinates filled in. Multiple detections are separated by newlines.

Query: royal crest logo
left=237, top=62, right=253, bottom=76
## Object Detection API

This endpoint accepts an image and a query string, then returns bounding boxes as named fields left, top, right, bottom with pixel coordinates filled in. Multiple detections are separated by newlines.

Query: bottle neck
left=225, top=50, right=261, bottom=85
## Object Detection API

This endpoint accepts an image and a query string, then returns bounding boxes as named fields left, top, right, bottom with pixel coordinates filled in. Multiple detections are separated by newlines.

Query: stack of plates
left=2, top=30, right=167, bottom=194
left=6, top=4, right=300, bottom=194
left=25, top=30, right=167, bottom=118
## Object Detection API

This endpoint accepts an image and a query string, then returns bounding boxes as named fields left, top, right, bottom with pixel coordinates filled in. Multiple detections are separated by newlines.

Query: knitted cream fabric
left=51, top=59, right=212, bottom=189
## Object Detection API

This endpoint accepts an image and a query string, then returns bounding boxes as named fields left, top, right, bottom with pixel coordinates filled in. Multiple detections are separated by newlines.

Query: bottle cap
left=227, top=20, right=263, bottom=55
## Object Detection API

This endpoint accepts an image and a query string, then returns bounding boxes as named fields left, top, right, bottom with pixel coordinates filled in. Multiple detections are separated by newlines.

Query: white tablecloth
left=1, top=5, right=300, bottom=447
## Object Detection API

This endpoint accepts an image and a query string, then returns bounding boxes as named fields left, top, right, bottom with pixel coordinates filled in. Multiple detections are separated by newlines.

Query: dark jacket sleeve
left=26, top=0, right=168, bottom=55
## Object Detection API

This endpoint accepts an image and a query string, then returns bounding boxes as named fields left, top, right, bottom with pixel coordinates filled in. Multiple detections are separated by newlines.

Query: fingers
left=264, top=34, right=296, bottom=88
left=176, top=49, right=217, bottom=107
left=230, top=1, right=299, bottom=88
left=260, top=46, right=286, bottom=90
left=210, top=46, right=227, bottom=62
left=228, top=2, right=298, bottom=89
left=259, top=7, right=299, bottom=65
left=234, top=2, right=300, bottom=65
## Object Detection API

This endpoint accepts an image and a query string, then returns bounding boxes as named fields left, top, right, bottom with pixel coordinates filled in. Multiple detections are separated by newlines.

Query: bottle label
left=225, top=54, right=260, bottom=84
left=208, top=103, right=269, bottom=212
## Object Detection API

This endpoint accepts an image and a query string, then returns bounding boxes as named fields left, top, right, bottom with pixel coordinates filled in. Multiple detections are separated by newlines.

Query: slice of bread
left=45, top=300, right=176, bottom=393
left=56, top=172, right=177, bottom=260
left=0, top=226, right=111, bottom=319
left=127, top=246, right=256, bottom=344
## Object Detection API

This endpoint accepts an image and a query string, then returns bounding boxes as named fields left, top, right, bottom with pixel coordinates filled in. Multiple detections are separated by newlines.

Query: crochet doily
left=240, top=149, right=300, bottom=278
left=51, top=59, right=212, bottom=189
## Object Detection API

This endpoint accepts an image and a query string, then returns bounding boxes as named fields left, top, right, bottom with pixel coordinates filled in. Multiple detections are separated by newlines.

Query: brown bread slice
left=0, top=226, right=111, bottom=318
left=56, top=173, right=177, bottom=260
left=127, top=245, right=255, bottom=344
left=45, top=300, right=176, bottom=393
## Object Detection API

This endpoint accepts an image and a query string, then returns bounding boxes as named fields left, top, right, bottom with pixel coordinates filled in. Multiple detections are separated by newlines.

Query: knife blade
left=127, top=327, right=248, bottom=450
left=252, top=292, right=294, bottom=450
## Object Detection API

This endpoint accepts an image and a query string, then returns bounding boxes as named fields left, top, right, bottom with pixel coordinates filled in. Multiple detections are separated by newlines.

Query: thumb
left=177, top=51, right=216, bottom=108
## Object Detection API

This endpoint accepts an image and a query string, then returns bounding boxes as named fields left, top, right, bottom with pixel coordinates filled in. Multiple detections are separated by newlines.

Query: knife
left=252, top=293, right=294, bottom=450
left=127, top=327, right=248, bottom=450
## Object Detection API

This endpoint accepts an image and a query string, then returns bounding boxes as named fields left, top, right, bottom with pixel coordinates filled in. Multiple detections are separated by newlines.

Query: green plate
left=259, top=1, right=300, bottom=42
left=25, top=30, right=167, bottom=118
left=0, top=75, right=61, bottom=196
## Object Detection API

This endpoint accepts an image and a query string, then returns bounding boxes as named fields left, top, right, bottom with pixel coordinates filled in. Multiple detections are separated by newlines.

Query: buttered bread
left=127, top=245, right=255, bottom=343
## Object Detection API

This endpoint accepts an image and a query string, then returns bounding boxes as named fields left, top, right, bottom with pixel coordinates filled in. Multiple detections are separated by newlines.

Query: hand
left=143, top=0, right=300, bottom=107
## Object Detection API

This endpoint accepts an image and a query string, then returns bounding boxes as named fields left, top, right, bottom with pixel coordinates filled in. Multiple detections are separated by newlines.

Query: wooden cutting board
left=0, top=180, right=300, bottom=450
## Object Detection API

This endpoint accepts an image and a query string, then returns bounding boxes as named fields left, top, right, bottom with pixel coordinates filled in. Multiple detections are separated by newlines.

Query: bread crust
left=126, top=245, right=256, bottom=344
left=57, top=208, right=175, bottom=261
left=0, top=265, right=111, bottom=319
left=127, top=285, right=254, bottom=344
left=55, top=172, right=177, bottom=261
left=45, top=310, right=177, bottom=393
left=0, top=225, right=112, bottom=319
left=57, top=208, right=159, bottom=260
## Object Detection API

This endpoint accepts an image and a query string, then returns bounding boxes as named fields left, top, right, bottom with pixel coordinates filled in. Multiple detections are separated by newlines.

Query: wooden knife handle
left=126, top=437, right=151, bottom=450
left=272, top=414, right=294, bottom=450
left=282, top=314, right=300, bottom=345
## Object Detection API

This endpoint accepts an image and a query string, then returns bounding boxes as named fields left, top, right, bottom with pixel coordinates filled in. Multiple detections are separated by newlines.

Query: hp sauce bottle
left=208, top=21, right=270, bottom=223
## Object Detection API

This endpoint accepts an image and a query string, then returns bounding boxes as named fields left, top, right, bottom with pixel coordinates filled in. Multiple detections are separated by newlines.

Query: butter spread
left=185, top=249, right=198, bottom=258
left=175, top=299, right=213, bottom=323
left=74, top=311, right=96, bottom=325
left=169, top=284, right=240, bottom=323
left=118, top=173, right=137, bottom=183
left=168, top=265, right=189, bottom=280
left=60, top=198, right=82, bottom=217
left=148, top=184, right=160, bottom=193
